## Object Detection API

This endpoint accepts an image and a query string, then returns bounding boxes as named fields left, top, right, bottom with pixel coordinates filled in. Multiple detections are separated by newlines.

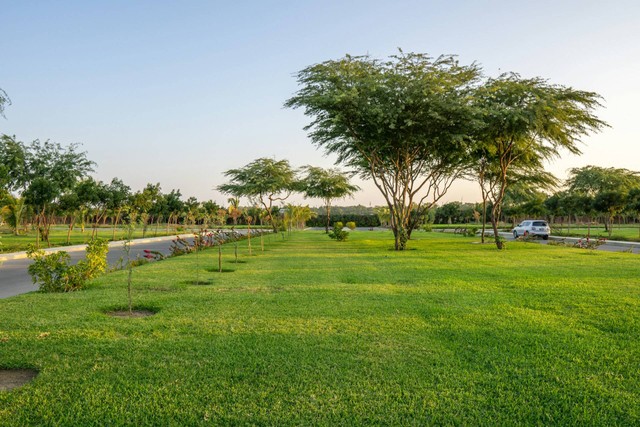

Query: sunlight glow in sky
left=2, top=0, right=639, bottom=206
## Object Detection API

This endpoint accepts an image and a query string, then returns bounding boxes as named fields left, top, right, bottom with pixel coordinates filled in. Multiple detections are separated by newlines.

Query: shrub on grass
left=27, top=238, right=109, bottom=292
left=464, top=226, right=478, bottom=237
left=328, top=222, right=349, bottom=241
left=346, top=221, right=356, bottom=230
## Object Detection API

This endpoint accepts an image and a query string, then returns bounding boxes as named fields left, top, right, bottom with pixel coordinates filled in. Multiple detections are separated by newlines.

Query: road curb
left=481, top=231, right=640, bottom=251
left=0, top=234, right=194, bottom=262
left=0, top=230, right=273, bottom=262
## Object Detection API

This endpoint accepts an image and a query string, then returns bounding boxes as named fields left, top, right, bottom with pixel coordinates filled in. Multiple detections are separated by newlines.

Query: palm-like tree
left=1, top=194, right=26, bottom=235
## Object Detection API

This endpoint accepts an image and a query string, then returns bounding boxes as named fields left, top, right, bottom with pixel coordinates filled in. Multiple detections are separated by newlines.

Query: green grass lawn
left=1, top=231, right=638, bottom=425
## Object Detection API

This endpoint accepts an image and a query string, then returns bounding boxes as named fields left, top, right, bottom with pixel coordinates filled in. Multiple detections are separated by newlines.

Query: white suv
left=513, top=220, right=550, bottom=240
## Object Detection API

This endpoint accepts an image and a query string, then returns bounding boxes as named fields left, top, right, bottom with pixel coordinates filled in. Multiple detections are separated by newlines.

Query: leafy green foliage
left=463, top=226, right=478, bottom=237
left=328, top=221, right=349, bottom=241
left=567, top=165, right=640, bottom=196
left=298, top=166, right=358, bottom=232
left=26, top=249, right=83, bottom=292
left=286, top=51, right=481, bottom=250
left=81, top=238, right=109, bottom=279
left=472, top=74, right=608, bottom=249
left=306, top=213, right=380, bottom=228
left=345, top=221, right=356, bottom=230
left=26, top=238, right=108, bottom=292
left=218, top=158, right=296, bottom=231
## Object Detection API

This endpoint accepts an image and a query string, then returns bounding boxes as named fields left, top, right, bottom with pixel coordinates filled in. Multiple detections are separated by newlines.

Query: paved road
left=0, top=235, right=191, bottom=299
left=0, top=230, right=264, bottom=299
left=491, top=231, right=640, bottom=253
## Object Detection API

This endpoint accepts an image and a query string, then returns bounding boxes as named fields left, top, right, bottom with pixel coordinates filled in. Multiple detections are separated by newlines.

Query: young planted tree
left=472, top=74, right=607, bottom=249
left=218, top=158, right=296, bottom=232
left=75, top=178, right=110, bottom=238
left=131, top=183, right=161, bottom=237
left=594, top=191, right=626, bottom=238
left=57, top=191, right=81, bottom=243
left=106, top=178, right=131, bottom=240
left=0, top=194, right=26, bottom=236
left=298, top=166, right=358, bottom=233
left=227, top=197, right=242, bottom=226
left=286, top=52, right=480, bottom=250
left=164, top=190, right=185, bottom=232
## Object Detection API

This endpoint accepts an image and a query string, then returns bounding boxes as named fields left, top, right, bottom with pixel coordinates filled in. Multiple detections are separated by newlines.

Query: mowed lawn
left=1, top=231, right=638, bottom=425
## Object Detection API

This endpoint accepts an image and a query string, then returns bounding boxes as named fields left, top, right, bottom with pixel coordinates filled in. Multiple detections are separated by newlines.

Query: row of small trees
left=217, top=159, right=358, bottom=233
left=0, top=140, right=358, bottom=246
left=0, top=136, right=255, bottom=246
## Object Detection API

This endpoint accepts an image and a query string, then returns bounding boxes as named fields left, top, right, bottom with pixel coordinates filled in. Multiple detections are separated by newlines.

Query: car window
left=532, top=221, right=547, bottom=227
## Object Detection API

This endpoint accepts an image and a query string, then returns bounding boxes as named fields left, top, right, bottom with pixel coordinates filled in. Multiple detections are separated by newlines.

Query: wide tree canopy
left=286, top=52, right=481, bottom=250
left=472, top=74, right=608, bottom=248
left=217, top=158, right=296, bottom=231
left=298, top=166, right=359, bottom=233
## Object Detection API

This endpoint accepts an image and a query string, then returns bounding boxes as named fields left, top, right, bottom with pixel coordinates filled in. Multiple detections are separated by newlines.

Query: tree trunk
left=247, top=221, right=252, bottom=256
left=67, top=215, right=76, bottom=244
left=112, top=209, right=122, bottom=241
left=480, top=198, right=487, bottom=244
left=325, top=203, right=331, bottom=234
left=491, top=210, right=503, bottom=250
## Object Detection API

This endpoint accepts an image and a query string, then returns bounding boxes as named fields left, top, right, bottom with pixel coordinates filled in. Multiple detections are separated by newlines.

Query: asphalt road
left=0, top=230, right=267, bottom=299
left=0, top=236, right=188, bottom=299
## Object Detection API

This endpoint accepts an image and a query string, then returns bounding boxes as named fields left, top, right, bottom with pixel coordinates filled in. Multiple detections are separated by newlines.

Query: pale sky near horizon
left=1, top=1, right=639, bottom=207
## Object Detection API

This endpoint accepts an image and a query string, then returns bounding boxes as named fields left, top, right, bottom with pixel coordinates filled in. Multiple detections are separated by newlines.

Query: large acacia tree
left=286, top=52, right=481, bottom=250
left=298, top=166, right=359, bottom=233
left=217, top=158, right=296, bottom=232
left=472, top=74, right=608, bottom=249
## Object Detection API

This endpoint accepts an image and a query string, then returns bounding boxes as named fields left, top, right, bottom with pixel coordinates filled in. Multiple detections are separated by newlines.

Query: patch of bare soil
left=107, top=310, right=156, bottom=318
left=0, top=369, right=38, bottom=391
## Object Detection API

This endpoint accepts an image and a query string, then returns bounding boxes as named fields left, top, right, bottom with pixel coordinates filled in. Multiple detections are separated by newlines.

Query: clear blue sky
left=2, top=0, right=639, bottom=206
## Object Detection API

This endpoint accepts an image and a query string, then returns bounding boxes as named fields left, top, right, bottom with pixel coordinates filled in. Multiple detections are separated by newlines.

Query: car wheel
left=542, top=235, right=549, bottom=240
left=524, top=231, right=529, bottom=237
left=513, top=231, right=518, bottom=238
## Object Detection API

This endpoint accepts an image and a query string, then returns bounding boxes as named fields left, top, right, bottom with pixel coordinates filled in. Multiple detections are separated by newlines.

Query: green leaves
left=26, top=238, right=109, bottom=292
left=218, top=158, right=296, bottom=231
left=286, top=51, right=482, bottom=249
left=218, top=158, right=296, bottom=200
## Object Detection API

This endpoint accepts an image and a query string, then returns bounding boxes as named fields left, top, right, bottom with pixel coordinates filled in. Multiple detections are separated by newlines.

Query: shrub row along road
left=0, top=230, right=268, bottom=299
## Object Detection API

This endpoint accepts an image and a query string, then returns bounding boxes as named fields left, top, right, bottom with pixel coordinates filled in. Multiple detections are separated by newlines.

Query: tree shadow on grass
left=204, top=268, right=235, bottom=273
left=183, top=279, right=214, bottom=286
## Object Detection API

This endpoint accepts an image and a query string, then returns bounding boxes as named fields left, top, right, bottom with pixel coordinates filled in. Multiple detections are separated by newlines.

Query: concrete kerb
left=0, top=230, right=274, bottom=262
left=0, top=234, right=195, bottom=262
left=481, top=230, right=640, bottom=250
